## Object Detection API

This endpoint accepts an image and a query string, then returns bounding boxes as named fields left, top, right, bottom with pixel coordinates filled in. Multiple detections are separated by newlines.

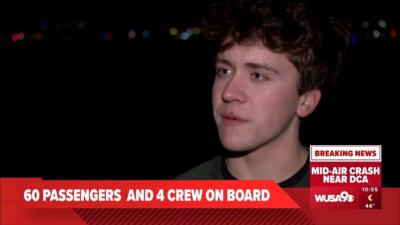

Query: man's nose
left=221, top=75, right=247, bottom=103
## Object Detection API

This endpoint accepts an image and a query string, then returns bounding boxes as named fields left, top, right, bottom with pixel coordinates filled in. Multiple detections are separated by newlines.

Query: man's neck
left=225, top=119, right=308, bottom=182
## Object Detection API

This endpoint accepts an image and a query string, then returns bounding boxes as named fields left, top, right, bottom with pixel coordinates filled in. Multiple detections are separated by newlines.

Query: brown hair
left=202, top=0, right=350, bottom=94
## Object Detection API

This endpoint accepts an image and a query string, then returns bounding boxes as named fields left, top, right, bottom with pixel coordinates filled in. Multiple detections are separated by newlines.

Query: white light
left=128, top=30, right=136, bottom=39
left=372, top=30, right=380, bottom=39
left=180, top=32, right=190, bottom=40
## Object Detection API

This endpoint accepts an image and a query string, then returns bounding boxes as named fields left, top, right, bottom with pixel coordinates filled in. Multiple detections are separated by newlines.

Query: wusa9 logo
left=314, top=191, right=354, bottom=203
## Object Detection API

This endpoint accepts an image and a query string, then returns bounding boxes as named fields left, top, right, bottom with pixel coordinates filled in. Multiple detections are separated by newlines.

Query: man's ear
left=296, top=89, right=321, bottom=118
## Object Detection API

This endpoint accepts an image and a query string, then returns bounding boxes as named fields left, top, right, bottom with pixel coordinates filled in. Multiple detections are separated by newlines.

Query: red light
left=11, top=33, right=20, bottom=42
left=390, top=29, right=397, bottom=38
left=11, top=32, right=25, bottom=42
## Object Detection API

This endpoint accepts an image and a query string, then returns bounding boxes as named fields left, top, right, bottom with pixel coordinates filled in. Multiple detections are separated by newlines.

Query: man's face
left=212, top=42, right=303, bottom=151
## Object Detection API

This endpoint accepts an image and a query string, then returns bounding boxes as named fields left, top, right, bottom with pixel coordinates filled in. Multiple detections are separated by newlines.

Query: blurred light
left=169, top=27, right=178, bottom=36
left=64, top=21, right=73, bottom=29
left=361, top=21, right=369, bottom=28
left=390, top=29, right=397, bottom=38
left=101, top=32, right=114, bottom=40
left=128, top=30, right=136, bottom=39
left=55, top=23, right=63, bottom=30
left=86, top=20, right=96, bottom=29
left=77, top=21, right=86, bottom=29
left=11, top=33, right=19, bottom=42
left=351, top=35, right=358, bottom=45
left=32, top=32, right=44, bottom=40
left=372, top=30, right=380, bottom=39
left=142, top=30, right=150, bottom=38
left=346, top=21, right=353, bottom=29
left=193, top=27, right=201, bottom=36
left=378, top=20, right=387, bottom=29
left=11, top=32, right=25, bottom=42
left=180, top=32, right=190, bottom=40
left=40, top=20, right=49, bottom=30
left=60, top=34, right=72, bottom=41
left=185, top=28, right=193, bottom=36
left=19, top=32, right=25, bottom=41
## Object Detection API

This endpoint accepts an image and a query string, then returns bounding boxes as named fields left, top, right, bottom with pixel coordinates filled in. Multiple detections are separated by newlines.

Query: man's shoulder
left=175, top=156, right=224, bottom=180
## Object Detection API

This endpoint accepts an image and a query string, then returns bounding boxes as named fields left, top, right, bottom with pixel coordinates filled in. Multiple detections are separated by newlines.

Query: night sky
left=2, top=0, right=399, bottom=30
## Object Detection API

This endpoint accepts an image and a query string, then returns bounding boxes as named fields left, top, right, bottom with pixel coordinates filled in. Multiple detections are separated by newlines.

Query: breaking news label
left=310, top=145, right=382, bottom=209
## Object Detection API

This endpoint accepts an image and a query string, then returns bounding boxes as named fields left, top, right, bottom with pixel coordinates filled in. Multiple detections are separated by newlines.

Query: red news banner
left=310, top=145, right=382, bottom=209
left=1, top=179, right=298, bottom=208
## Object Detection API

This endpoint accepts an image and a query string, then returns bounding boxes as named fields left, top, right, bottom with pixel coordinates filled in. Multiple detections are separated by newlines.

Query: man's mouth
left=221, top=113, right=248, bottom=125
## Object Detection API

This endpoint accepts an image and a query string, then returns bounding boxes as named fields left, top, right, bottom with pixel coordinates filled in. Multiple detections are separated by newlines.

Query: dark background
left=1, top=0, right=399, bottom=186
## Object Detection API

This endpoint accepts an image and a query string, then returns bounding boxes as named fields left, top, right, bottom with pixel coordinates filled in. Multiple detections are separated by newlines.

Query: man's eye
left=251, top=73, right=268, bottom=81
left=216, top=68, right=232, bottom=77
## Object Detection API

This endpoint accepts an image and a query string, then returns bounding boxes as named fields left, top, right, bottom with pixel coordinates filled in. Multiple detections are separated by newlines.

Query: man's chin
left=221, top=140, right=253, bottom=154
left=222, top=148, right=250, bottom=157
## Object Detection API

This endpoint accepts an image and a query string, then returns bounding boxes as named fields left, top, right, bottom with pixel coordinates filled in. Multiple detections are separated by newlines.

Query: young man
left=177, top=0, right=349, bottom=187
